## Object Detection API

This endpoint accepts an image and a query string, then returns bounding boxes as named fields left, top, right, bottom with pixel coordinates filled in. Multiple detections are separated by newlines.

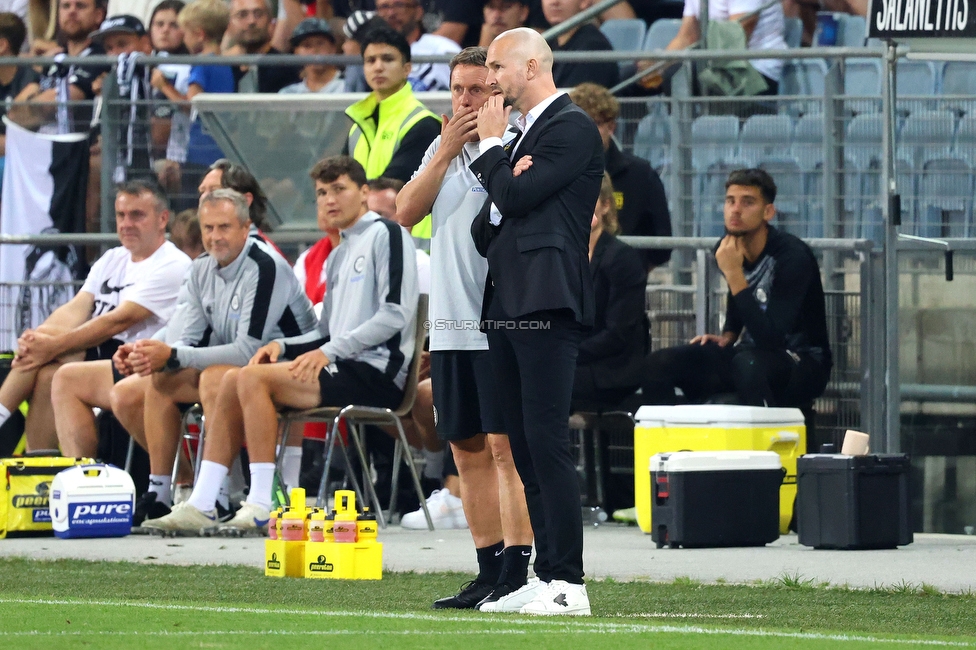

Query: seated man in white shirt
left=0, top=181, right=190, bottom=453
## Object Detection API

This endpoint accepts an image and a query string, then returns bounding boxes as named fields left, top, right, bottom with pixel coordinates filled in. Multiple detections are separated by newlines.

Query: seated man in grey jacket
left=120, top=188, right=316, bottom=531
left=145, top=157, right=419, bottom=534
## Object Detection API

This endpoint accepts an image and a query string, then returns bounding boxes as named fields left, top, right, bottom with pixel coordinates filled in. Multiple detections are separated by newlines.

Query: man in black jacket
left=570, top=82, right=672, bottom=271
left=642, top=168, right=832, bottom=410
left=470, top=26, right=603, bottom=616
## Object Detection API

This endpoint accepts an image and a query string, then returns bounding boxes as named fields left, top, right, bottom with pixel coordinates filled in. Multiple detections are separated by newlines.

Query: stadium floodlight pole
left=540, top=0, right=628, bottom=41
left=880, top=38, right=900, bottom=454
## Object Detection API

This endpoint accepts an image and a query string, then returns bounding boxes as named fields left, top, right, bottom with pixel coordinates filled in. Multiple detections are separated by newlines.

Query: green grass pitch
left=0, top=558, right=974, bottom=649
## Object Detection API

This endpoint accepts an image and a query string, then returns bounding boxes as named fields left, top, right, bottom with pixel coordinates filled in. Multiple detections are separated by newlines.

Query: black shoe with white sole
left=432, top=580, right=494, bottom=609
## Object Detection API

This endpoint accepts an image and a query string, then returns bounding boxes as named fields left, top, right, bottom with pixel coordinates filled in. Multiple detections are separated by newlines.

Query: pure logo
left=308, top=555, right=335, bottom=573
left=73, top=503, right=132, bottom=517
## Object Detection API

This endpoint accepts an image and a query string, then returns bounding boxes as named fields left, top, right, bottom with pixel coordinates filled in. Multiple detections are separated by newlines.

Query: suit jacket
left=577, top=231, right=649, bottom=391
left=469, top=94, right=604, bottom=326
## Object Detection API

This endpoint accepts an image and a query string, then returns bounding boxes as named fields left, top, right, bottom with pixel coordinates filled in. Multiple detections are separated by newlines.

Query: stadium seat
left=691, top=115, right=740, bottom=171
left=601, top=18, right=646, bottom=79
left=813, top=13, right=866, bottom=46
left=739, top=114, right=795, bottom=165
left=917, top=156, right=974, bottom=238
left=898, top=110, right=955, bottom=171
left=897, top=60, right=940, bottom=114
left=643, top=18, right=682, bottom=51
left=757, top=156, right=806, bottom=236
left=779, top=59, right=828, bottom=116
left=784, top=17, right=803, bottom=48
left=690, top=116, right=742, bottom=236
left=954, top=113, right=976, bottom=167
left=844, top=59, right=882, bottom=113
left=941, top=61, right=976, bottom=115
left=632, top=105, right=671, bottom=173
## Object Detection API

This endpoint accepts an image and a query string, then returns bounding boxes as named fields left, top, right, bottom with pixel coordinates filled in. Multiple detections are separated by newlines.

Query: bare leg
left=24, top=364, right=64, bottom=451
left=52, top=360, right=115, bottom=458
left=236, top=363, right=321, bottom=464
left=110, top=374, right=150, bottom=451
left=144, top=369, right=200, bottom=476
left=198, top=366, right=246, bottom=468
left=488, top=433, right=533, bottom=547
left=412, top=379, right=442, bottom=452
left=0, top=366, right=40, bottom=414
left=451, top=434, right=503, bottom=548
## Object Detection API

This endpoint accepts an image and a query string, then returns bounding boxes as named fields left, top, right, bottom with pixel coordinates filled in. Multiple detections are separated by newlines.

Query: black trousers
left=486, top=305, right=584, bottom=585
left=641, top=342, right=829, bottom=408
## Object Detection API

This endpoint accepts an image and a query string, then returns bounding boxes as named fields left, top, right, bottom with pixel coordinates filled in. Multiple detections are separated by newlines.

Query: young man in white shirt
left=0, top=181, right=190, bottom=453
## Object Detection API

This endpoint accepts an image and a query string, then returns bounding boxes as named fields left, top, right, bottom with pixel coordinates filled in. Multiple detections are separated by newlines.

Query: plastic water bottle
left=357, top=507, right=377, bottom=542
left=308, top=508, right=325, bottom=543
left=581, top=506, right=608, bottom=527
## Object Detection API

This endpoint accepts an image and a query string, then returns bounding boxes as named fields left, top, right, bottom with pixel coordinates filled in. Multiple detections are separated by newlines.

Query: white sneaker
left=218, top=502, right=271, bottom=534
left=141, top=501, right=218, bottom=533
left=400, top=488, right=467, bottom=530
left=478, top=578, right=547, bottom=612
left=519, top=579, right=591, bottom=616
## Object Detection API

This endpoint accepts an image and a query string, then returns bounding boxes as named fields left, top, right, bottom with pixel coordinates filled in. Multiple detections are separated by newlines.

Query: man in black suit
left=469, top=26, right=604, bottom=616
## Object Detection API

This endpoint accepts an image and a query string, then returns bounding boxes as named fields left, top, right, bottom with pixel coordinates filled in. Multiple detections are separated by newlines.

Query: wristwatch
left=165, top=348, right=181, bottom=371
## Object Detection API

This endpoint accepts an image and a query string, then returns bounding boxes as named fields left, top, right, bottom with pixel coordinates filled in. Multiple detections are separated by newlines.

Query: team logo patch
left=755, top=288, right=767, bottom=304
left=432, top=405, right=438, bottom=427
left=231, top=294, right=241, bottom=311
left=354, top=256, right=366, bottom=273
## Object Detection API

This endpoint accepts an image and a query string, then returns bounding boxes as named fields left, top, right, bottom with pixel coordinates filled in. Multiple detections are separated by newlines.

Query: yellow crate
left=264, top=539, right=305, bottom=578
left=304, top=540, right=383, bottom=580
left=634, top=405, right=805, bottom=535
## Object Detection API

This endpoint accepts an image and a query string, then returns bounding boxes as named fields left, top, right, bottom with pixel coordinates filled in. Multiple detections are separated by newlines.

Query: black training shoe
left=133, top=492, right=171, bottom=526
left=432, top=580, right=494, bottom=609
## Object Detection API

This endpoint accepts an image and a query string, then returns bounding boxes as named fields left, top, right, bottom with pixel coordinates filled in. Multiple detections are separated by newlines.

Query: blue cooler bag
left=49, top=464, right=135, bottom=538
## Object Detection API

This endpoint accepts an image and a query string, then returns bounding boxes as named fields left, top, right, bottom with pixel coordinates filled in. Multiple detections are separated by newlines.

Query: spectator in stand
left=225, top=0, right=300, bottom=93
left=278, top=17, right=343, bottom=94
left=543, top=0, right=618, bottom=89
left=569, top=82, right=671, bottom=271
left=432, top=0, right=639, bottom=48
left=374, top=0, right=459, bottom=91
left=340, top=10, right=384, bottom=92
left=637, top=0, right=786, bottom=95
left=169, top=208, right=205, bottom=259
left=151, top=0, right=234, bottom=209
left=479, top=0, right=529, bottom=47
left=11, top=0, right=109, bottom=133
left=572, top=173, right=647, bottom=412
left=343, top=23, right=441, bottom=184
left=196, top=157, right=281, bottom=251
left=1, top=181, right=190, bottom=453
left=148, top=0, right=191, bottom=194
left=641, top=169, right=832, bottom=408
left=0, top=12, right=37, bottom=163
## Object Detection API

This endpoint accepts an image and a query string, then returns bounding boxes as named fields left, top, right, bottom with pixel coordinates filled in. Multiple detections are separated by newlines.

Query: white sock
left=147, top=474, right=172, bottom=506
left=281, top=446, right=303, bottom=491
left=422, top=449, right=444, bottom=480
left=246, top=462, right=276, bottom=511
left=217, top=476, right=231, bottom=511
left=186, top=461, right=228, bottom=513
left=0, top=404, right=10, bottom=428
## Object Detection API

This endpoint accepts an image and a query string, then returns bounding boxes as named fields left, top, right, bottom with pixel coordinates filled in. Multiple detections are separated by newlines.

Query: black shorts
left=318, top=359, right=403, bottom=410
left=430, top=349, right=505, bottom=441
left=84, top=338, right=124, bottom=383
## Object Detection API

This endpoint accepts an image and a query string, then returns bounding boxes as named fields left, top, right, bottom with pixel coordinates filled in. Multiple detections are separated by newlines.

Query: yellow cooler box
left=634, top=405, right=805, bottom=534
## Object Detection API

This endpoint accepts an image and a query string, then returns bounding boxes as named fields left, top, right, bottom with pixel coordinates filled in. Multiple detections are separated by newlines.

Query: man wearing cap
left=279, top=18, right=343, bottom=94
left=90, top=14, right=156, bottom=182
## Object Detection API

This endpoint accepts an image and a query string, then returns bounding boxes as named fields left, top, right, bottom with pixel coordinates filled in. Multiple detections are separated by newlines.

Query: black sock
left=475, top=541, right=505, bottom=585
left=498, top=545, right=532, bottom=587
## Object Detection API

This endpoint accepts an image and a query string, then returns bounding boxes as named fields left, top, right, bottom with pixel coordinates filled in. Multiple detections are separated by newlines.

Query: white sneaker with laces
left=400, top=488, right=467, bottom=530
left=519, top=579, right=591, bottom=616
left=141, top=501, right=218, bottom=532
left=218, top=502, right=271, bottom=533
left=478, top=578, right=547, bottom=612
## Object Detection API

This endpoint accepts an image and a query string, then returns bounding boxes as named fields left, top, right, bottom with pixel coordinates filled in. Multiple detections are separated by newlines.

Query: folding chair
left=276, top=294, right=433, bottom=531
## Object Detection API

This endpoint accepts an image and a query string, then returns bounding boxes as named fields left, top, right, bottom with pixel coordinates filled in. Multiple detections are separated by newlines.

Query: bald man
left=467, top=27, right=604, bottom=616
